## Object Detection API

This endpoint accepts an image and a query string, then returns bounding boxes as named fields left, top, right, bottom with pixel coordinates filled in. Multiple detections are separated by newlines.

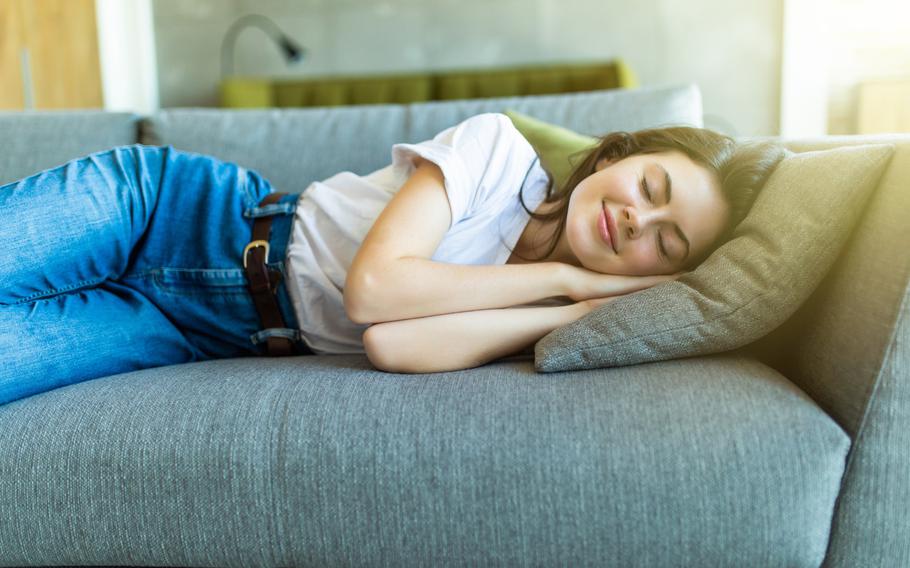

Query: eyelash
left=640, top=175, right=669, bottom=262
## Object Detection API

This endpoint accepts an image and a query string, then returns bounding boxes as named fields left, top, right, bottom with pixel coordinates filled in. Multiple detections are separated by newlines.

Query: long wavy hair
left=507, top=126, right=787, bottom=270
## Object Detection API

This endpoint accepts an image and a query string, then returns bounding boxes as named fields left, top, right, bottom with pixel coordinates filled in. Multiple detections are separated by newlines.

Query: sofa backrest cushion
left=140, top=104, right=409, bottom=196
left=0, top=111, right=140, bottom=186
left=139, top=84, right=703, bottom=197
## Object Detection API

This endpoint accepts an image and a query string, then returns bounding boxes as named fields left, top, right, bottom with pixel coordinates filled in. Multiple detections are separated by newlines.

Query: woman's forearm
left=363, top=302, right=588, bottom=373
left=345, top=258, right=569, bottom=324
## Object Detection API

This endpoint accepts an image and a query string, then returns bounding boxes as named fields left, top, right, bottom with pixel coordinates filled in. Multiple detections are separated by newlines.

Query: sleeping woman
left=0, top=113, right=783, bottom=405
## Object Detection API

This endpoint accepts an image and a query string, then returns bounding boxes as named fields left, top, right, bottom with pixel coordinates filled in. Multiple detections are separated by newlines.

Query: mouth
left=600, top=200, right=617, bottom=253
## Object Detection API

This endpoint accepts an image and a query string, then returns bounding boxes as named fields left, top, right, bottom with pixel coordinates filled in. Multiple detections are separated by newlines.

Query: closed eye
left=656, top=163, right=690, bottom=262
left=641, top=174, right=670, bottom=262
left=640, top=174, right=652, bottom=202
left=658, top=234, right=669, bottom=262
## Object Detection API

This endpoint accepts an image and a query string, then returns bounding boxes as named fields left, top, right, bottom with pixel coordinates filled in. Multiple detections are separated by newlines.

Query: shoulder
left=460, top=112, right=515, bottom=131
left=457, top=113, right=532, bottom=154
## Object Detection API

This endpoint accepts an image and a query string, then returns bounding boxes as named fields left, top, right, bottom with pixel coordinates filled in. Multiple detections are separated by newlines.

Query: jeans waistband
left=243, top=192, right=313, bottom=356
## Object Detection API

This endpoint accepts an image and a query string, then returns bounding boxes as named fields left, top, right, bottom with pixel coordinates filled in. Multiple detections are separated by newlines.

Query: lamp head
left=279, top=36, right=305, bottom=63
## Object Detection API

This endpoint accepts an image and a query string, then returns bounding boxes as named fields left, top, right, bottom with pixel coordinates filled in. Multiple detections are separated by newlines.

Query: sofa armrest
left=736, top=134, right=910, bottom=567
left=741, top=134, right=909, bottom=434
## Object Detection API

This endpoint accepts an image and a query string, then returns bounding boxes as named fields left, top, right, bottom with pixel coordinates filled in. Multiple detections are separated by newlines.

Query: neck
left=517, top=200, right=580, bottom=267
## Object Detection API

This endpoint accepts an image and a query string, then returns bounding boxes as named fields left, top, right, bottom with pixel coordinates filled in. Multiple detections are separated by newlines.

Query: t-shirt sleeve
left=390, top=112, right=537, bottom=227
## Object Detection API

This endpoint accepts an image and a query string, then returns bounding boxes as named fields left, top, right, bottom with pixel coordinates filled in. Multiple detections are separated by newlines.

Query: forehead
left=630, top=150, right=717, bottom=189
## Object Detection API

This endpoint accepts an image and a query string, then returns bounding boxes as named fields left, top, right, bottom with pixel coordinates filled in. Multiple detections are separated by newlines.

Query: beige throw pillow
left=534, top=143, right=895, bottom=371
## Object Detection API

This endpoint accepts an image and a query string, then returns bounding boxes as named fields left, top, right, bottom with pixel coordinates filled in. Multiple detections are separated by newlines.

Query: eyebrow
left=656, top=163, right=690, bottom=262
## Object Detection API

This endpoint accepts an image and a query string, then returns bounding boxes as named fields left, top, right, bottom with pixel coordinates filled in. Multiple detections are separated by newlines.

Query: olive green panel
left=220, top=59, right=635, bottom=108
left=219, top=78, right=274, bottom=108
left=272, top=75, right=433, bottom=107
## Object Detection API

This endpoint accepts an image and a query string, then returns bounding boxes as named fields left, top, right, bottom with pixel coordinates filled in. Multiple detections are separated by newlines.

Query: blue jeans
left=0, top=144, right=311, bottom=407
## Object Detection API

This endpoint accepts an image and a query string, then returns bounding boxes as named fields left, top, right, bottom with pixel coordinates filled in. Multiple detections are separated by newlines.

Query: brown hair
left=508, top=125, right=787, bottom=270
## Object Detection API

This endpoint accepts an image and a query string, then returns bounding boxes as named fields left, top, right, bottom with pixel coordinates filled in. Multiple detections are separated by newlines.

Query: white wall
left=779, top=0, right=910, bottom=138
left=152, top=0, right=783, bottom=136
left=95, top=0, right=159, bottom=114
left=823, top=0, right=910, bottom=134
left=779, top=0, right=830, bottom=138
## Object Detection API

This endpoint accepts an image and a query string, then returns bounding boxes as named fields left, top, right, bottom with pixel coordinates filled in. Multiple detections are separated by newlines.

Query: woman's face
left=562, top=150, right=729, bottom=276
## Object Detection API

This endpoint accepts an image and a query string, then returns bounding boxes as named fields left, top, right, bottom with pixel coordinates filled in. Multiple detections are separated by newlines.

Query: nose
left=621, top=206, right=667, bottom=239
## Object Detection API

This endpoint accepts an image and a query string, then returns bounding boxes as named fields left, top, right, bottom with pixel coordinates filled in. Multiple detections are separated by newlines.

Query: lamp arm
left=220, top=14, right=290, bottom=77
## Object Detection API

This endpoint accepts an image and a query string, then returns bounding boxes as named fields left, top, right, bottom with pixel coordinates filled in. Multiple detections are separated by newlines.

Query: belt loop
left=244, top=192, right=295, bottom=356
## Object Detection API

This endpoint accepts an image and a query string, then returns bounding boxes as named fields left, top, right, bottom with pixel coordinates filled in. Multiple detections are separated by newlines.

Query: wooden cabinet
left=0, top=0, right=26, bottom=109
left=0, top=0, right=103, bottom=110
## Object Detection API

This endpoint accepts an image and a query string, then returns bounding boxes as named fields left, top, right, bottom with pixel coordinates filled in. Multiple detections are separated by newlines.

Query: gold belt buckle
left=243, top=239, right=270, bottom=269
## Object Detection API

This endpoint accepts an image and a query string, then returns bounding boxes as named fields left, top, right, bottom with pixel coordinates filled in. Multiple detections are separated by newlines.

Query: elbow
left=362, top=323, right=473, bottom=374
left=362, top=324, right=405, bottom=373
left=343, top=270, right=378, bottom=325
left=344, top=292, right=371, bottom=325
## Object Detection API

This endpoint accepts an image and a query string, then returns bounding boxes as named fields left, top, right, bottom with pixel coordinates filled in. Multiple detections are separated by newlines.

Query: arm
left=345, top=158, right=568, bottom=324
left=349, top=257, right=569, bottom=324
left=362, top=301, right=590, bottom=373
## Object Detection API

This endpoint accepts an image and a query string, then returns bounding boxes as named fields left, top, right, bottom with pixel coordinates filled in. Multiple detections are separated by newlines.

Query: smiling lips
left=599, top=201, right=617, bottom=253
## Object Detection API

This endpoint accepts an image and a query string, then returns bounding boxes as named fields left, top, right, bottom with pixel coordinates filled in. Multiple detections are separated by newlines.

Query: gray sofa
left=0, top=84, right=907, bottom=568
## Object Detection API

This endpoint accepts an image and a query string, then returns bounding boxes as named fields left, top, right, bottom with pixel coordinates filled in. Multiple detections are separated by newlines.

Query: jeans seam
left=124, top=263, right=284, bottom=279
left=11, top=275, right=109, bottom=305
left=121, top=268, right=252, bottom=297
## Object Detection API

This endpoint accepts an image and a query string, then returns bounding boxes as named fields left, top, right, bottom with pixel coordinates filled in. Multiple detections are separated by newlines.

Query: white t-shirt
left=284, top=112, right=557, bottom=355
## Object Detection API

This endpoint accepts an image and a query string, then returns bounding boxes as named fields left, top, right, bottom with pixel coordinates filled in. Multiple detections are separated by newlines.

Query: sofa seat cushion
left=0, top=354, right=848, bottom=567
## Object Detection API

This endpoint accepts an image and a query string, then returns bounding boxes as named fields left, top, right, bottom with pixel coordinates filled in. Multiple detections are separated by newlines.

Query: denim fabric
left=0, top=144, right=309, bottom=406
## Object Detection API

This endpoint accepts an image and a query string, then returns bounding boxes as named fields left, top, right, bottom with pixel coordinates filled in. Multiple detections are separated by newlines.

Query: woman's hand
left=572, top=277, right=678, bottom=318
left=575, top=295, right=619, bottom=315
left=562, top=264, right=685, bottom=302
left=564, top=295, right=624, bottom=322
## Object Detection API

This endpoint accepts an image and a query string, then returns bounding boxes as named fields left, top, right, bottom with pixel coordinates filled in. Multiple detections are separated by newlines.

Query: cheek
left=625, top=239, right=657, bottom=266
left=566, top=212, right=589, bottom=248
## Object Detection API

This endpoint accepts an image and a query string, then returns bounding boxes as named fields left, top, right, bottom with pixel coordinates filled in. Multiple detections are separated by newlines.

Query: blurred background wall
left=821, top=0, right=910, bottom=134
left=151, top=0, right=782, bottom=137
left=1, top=0, right=907, bottom=139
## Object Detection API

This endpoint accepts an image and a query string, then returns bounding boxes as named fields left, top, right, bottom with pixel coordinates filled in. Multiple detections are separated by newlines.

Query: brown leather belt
left=243, top=192, right=295, bottom=357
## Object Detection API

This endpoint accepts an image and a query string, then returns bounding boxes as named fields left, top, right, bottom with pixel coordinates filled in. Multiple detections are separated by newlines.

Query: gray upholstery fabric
left=139, top=84, right=703, bottom=196
left=140, top=104, right=409, bottom=196
left=747, top=136, right=910, bottom=436
left=0, top=354, right=848, bottom=567
left=0, top=110, right=140, bottom=186
left=823, top=285, right=910, bottom=568
left=535, top=144, right=895, bottom=372
left=1, top=90, right=907, bottom=567
left=402, top=83, right=704, bottom=146
left=735, top=136, right=910, bottom=568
